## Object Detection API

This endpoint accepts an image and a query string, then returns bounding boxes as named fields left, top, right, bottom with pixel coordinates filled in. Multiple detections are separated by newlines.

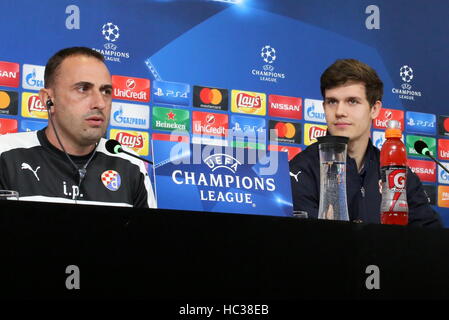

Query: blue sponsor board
left=405, top=111, right=436, bottom=135
left=152, top=140, right=293, bottom=216
left=152, top=80, right=190, bottom=106
left=229, top=114, right=266, bottom=142
left=19, top=119, right=47, bottom=132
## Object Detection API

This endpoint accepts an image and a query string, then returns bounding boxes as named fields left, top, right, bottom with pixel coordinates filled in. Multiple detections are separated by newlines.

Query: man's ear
left=39, top=88, right=53, bottom=112
left=371, top=100, right=382, bottom=119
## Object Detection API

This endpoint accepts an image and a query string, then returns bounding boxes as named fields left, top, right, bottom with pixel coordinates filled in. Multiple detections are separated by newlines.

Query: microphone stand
left=425, top=152, right=449, bottom=174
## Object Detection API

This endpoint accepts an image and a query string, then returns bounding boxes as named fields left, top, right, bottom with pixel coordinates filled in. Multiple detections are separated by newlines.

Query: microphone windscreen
left=105, top=139, right=122, bottom=154
left=414, top=140, right=428, bottom=155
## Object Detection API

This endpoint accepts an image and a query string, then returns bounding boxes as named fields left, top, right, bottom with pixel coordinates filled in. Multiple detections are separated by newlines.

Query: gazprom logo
left=439, top=163, right=449, bottom=184
left=110, top=102, right=149, bottom=129
left=22, top=64, right=45, bottom=90
left=372, top=130, right=386, bottom=150
left=304, top=98, right=325, bottom=123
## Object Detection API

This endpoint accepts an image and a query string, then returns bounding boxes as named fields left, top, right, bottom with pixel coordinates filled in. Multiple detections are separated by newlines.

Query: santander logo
left=236, top=93, right=261, bottom=109
left=309, top=126, right=326, bottom=140
left=116, top=132, right=144, bottom=148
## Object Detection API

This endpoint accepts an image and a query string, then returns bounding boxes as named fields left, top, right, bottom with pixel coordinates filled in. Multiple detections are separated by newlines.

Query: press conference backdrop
left=0, top=0, right=448, bottom=225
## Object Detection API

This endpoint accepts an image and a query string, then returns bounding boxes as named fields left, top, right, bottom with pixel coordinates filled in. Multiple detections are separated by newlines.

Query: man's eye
left=102, top=88, right=112, bottom=95
left=349, top=99, right=358, bottom=104
left=78, top=86, right=88, bottom=92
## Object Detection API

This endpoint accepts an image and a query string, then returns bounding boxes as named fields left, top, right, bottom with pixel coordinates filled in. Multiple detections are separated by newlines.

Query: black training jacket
left=0, top=129, right=156, bottom=208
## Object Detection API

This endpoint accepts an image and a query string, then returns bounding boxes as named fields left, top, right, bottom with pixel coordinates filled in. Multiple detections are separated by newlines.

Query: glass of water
left=0, top=190, right=19, bottom=200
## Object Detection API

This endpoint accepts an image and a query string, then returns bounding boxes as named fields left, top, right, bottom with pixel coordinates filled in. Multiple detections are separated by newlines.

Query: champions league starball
left=400, top=65, right=414, bottom=83
left=102, top=22, right=120, bottom=42
left=261, top=45, right=276, bottom=64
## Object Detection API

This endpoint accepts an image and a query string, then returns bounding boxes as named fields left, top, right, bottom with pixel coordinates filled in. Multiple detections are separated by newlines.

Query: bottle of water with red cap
left=380, top=119, right=408, bottom=225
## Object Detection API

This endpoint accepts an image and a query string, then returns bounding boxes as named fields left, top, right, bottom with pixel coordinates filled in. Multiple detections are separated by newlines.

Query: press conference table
left=1, top=200, right=449, bottom=300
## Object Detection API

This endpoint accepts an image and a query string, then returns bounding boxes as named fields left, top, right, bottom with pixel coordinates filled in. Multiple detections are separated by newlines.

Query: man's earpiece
left=46, top=98, right=54, bottom=109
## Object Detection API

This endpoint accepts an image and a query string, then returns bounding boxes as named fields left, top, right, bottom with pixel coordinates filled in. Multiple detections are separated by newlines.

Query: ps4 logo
left=405, top=112, right=436, bottom=135
left=154, top=88, right=188, bottom=98
left=233, top=122, right=264, bottom=133
left=407, top=117, right=434, bottom=128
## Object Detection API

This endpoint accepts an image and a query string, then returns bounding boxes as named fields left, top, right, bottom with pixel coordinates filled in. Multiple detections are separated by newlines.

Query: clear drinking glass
left=317, top=136, right=349, bottom=221
left=0, top=190, right=19, bottom=200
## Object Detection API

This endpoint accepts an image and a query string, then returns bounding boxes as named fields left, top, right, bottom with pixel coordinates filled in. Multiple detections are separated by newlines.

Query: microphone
left=414, top=140, right=449, bottom=174
left=105, top=139, right=153, bottom=165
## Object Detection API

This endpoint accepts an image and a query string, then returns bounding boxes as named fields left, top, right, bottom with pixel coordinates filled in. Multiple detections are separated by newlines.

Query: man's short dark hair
left=44, top=47, right=105, bottom=88
left=320, top=59, right=383, bottom=106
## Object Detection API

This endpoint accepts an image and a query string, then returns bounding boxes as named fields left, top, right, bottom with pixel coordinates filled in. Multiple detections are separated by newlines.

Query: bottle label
left=381, top=166, right=408, bottom=213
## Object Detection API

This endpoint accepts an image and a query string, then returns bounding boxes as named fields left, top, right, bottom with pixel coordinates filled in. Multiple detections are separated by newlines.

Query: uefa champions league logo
left=392, top=64, right=422, bottom=100
left=102, top=22, right=120, bottom=42
left=399, top=65, right=413, bottom=83
left=251, top=45, right=285, bottom=83
left=93, top=21, right=130, bottom=62
left=261, top=45, right=276, bottom=64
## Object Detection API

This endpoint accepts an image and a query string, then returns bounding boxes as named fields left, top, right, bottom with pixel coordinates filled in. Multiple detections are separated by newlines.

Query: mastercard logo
left=200, top=88, right=223, bottom=105
left=274, top=122, right=296, bottom=138
left=444, top=118, right=449, bottom=132
left=0, top=91, right=10, bottom=109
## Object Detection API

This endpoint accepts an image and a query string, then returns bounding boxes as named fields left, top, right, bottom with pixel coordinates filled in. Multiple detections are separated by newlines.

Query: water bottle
left=380, top=120, right=408, bottom=225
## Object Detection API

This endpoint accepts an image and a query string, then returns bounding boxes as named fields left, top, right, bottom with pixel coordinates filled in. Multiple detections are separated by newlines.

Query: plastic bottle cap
left=385, top=120, right=402, bottom=138
left=385, top=128, right=402, bottom=138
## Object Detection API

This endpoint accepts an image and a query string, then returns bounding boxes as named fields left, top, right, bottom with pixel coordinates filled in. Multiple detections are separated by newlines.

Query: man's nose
left=335, top=103, right=347, bottom=117
left=91, top=90, right=107, bottom=110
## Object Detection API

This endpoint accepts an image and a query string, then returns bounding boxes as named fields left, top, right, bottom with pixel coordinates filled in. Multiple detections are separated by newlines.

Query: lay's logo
left=116, top=132, right=144, bottom=149
left=237, top=93, right=261, bottom=108
left=304, top=123, right=327, bottom=145
left=231, top=90, right=266, bottom=116
left=109, top=129, right=149, bottom=156
left=21, top=92, right=47, bottom=119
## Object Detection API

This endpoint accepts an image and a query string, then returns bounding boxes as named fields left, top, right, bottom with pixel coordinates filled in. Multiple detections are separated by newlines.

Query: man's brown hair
left=44, top=47, right=105, bottom=88
left=320, top=59, right=383, bottom=106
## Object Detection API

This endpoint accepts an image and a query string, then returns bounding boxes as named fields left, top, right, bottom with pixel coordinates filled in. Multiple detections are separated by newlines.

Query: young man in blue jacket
left=289, top=59, right=441, bottom=227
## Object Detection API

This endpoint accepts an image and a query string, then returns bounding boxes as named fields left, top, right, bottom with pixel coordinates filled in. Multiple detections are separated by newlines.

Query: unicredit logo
left=116, top=132, right=144, bottom=148
left=374, top=108, right=404, bottom=129
left=309, top=126, right=326, bottom=140
left=112, top=75, right=150, bottom=103
left=206, top=114, right=215, bottom=124
left=237, top=93, right=261, bottom=109
left=126, top=79, right=136, bottom=89
left=194, top=122, right=226, bottom=135
left=114, top=88, right=147, bottom=100
left=28, top=95, right=45, bottom=112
